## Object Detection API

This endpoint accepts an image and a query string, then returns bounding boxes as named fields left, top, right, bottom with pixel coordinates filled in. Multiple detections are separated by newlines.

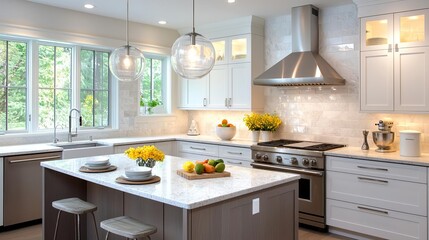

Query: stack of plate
left=84, top=156, right=111, bottom=170
left=123, top=166, right=154, bottom=181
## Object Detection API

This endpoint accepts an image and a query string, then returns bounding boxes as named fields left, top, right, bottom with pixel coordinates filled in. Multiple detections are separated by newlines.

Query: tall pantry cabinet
left=360, top=9, right=429, bottom=112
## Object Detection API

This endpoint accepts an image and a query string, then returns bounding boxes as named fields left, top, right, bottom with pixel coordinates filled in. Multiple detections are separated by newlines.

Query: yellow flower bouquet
left=124, top=145, right=165, bottom=167
left=243, top=113, right=262, bottom=131
left=260, top=113, right=282, bottom=132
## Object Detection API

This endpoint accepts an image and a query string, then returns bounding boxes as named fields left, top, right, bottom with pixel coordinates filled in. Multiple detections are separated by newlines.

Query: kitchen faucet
left=53, top=124, right=64, bottom=143
left=68, top=108, right=82, bottom=142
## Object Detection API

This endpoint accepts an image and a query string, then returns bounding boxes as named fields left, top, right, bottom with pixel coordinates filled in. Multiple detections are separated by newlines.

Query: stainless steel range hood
left=254, top=5, right=345, bottom=86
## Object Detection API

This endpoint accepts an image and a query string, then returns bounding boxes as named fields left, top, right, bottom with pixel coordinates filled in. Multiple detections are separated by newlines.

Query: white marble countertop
left=326, top=146, right=429, bottom=167
left=40, top=154, right=299, bottom=209
left=0, top=135, right=254, bottom=157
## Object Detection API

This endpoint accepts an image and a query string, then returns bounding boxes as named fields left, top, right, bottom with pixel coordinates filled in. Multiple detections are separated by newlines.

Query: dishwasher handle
left=9, top=155, right=61, bottom=164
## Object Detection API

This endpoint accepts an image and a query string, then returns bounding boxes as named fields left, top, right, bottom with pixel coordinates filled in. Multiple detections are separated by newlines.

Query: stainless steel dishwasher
left=4, top=152, right=62, bottom=226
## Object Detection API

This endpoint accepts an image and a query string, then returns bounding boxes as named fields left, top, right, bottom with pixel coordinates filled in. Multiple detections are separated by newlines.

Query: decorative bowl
left=216, top=126, right=236, bottom=140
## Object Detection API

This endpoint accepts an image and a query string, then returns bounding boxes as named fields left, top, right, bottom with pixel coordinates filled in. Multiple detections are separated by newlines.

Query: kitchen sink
left=51, top=141, right=108, bottom=149
left=50, top=141, right=114, bottom=159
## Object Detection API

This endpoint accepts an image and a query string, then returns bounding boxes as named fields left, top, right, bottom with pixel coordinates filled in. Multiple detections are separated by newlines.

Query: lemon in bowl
left=216, top=125, right=236, bottom=140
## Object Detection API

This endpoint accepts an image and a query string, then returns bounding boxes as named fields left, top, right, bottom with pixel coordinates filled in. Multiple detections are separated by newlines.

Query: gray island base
left=42, top=155, right=299, bottom=240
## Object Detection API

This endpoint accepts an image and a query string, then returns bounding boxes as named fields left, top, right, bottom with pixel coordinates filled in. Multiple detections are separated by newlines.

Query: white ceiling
left=27, top=0, right=352, bottom=30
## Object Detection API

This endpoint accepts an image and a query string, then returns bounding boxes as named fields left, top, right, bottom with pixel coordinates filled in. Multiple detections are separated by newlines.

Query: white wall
left=190, top=3, right=429, bottom=152
left=0, top=0, right=188, bottom=146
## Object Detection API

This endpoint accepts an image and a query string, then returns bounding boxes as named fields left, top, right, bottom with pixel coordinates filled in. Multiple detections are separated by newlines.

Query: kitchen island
left=41, top=154, right=300, bottom=240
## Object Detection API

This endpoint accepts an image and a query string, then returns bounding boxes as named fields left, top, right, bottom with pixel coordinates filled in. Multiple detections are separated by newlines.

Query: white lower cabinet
left=218, top=146, right=252, bottom=167
left=177, top=141, right=252, bottom=167
left=327, top=199, right=427, bottom=240
left=114, top=141, right=176, bottom=156
left=326, top=156, right=428, bottom=240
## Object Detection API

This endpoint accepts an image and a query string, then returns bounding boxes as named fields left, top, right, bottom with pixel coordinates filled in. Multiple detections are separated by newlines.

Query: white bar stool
left=52, top=197, right=100, bottom=240
left=100, top=216, right=157, bottom=240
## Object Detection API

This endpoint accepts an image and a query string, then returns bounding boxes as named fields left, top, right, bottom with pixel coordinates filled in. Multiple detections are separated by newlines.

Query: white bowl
left=125, top=166, right=152, bottom=178
left=216, top=126, right=236, bottom=140
left=85, top=156, right=110, bottom=166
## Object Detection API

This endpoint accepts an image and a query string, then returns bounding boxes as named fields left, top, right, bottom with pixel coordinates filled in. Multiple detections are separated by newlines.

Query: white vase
left=260, top=131, right=272, bottom=142
left=251, top=130, right=260, bottom=142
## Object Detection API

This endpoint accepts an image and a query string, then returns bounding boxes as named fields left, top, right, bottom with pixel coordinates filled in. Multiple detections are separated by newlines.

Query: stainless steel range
left=250, top=139, right=345, bottom=229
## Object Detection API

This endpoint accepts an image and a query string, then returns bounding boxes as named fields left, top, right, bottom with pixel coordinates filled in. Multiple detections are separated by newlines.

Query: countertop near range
left=41, top=154, right=299, bottom=209
left=326, top=146, right=429, bottom=167
left=99, top=134, right=255, bottom=148
left=0, top=135, right=255, bottom=157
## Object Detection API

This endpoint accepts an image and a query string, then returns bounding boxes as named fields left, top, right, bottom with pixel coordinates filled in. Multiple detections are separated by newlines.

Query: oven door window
left=299, top=178, right=311, bottom=200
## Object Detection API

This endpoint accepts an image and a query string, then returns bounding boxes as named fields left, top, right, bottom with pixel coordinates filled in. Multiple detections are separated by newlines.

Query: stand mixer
left=372, top=120, right=395, bottom=153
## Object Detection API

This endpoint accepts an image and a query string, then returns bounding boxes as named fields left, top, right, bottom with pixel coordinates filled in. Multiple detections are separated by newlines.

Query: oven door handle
left=251, top=162, right=324, bottom=176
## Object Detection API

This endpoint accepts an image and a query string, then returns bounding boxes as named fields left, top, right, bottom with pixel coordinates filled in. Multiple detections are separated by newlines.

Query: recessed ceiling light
left=227, top=0, right=236, bottom=3
left=84, top=4, right=95, bottom=9
left=158, top=20, right=167, bottom=25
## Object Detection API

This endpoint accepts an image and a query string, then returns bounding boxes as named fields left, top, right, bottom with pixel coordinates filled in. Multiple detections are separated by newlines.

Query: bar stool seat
left=52, top=197, right=99, bottom=240
left=100, top=216, right=157, bottom=240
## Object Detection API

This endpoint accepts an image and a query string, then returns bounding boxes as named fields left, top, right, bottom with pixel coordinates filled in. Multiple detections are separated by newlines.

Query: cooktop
left=256, top=139, right=345, bottom=151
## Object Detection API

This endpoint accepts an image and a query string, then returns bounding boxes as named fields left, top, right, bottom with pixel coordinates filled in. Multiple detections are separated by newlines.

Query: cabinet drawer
left=326, top=156, right=427, bottom=183
left=223, top=158, right=252, bottom=168
left=218, top=146, right=251, bottom=161
left=327, top=199, right=427, bottom=240
left=327, top=171, right=427, bottom=216
left=177, top=141, right=218, bottom=157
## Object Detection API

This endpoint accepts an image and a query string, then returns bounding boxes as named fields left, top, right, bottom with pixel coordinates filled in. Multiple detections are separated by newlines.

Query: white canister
left=400, top=130, right=421, bottom=157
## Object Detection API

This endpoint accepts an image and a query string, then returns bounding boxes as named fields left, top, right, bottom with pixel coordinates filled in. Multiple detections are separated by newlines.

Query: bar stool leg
left=90, top=212, right=100, bottom=240
left=104, top=231, right=109, bottom=240
left=77, top=214, right=81, bottom=240
left=53, top=210, right=62, bottom=240
left=74, top=215, right=78, bottom=240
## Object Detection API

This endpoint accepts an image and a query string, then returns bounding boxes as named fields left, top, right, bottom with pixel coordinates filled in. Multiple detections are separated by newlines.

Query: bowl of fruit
left=216, top=119, right=236, bottom=140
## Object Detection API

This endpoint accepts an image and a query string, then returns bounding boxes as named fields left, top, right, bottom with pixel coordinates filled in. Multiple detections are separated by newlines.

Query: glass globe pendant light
left=109, top=0, right=145, bottom=82
left=171, top=0, right=215, bottom=79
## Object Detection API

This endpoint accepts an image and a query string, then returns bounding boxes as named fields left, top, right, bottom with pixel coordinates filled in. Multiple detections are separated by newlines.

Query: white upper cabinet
left=360, top=9, right=429, bottom=112
left=361, top=14, right=394, bottom=51
left=177, top=16, right=265, bottom=111
left=212, top=35, right=251, bottom=65
left=394, top=10, right=429, bottom=48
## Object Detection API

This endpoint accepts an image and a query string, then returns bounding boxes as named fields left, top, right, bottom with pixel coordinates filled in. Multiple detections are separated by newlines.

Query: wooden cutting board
left=176, top=170, right=231, bottom=180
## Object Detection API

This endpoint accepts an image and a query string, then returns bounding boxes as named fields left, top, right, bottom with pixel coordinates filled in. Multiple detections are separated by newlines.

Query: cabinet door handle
left=358, top=176, right=388, bottom=184
left=203, top=98, right=207, bottom=106
left=357, top=206, right=389, bottom=215
left=226, top=160, right=242, bottom=165
left=228, top=98, right=232, bottom=107
left=9, top=155, right=61, bottom=163
left=225, top=98, right=228, bottom=107
left=357, top=165, right=388, bottom=171
left=227, top=151, right=242, bottom=155
left=395, top=43, right=399, bottom=52
left=388, top=44, right=392, bottom=52
left=190, top=146, right=206, bottom=151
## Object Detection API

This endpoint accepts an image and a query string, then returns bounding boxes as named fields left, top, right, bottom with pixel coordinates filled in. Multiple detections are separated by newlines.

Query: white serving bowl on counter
left=215, top=126, right=236, bottom=140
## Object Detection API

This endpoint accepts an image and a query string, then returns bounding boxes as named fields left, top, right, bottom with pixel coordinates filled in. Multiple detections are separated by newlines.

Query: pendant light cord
left=126, top=0, right=129, bottom=45
left=191, top=0, right=196, bottom=45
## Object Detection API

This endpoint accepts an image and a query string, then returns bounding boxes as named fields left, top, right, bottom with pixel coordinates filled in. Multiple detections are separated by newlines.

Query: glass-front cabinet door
left=212, top=39, right=226, bottom=65
left=230, top=36, right=250, bottom=63
left=394, top=9, right=429, bottom=48
left=361, top=14, right=393, bottom=51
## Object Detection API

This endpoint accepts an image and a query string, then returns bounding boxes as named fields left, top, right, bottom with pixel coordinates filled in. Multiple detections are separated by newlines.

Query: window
left=0, top=35, right=114, bottom=134
left=38, top=44, right=72, bottom=129
left=80, top=49, right=110, bottom=128
left=140, top=56, right=167, bottom=115
left=0, top=39, right=27, bottom=132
